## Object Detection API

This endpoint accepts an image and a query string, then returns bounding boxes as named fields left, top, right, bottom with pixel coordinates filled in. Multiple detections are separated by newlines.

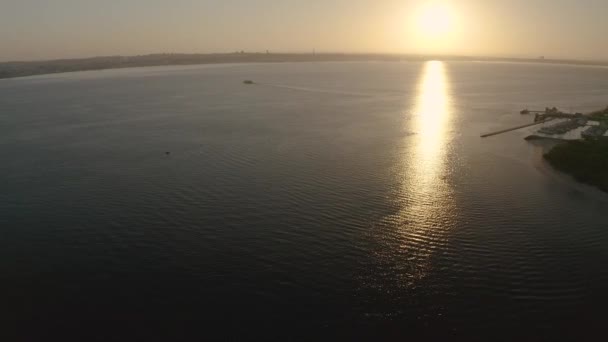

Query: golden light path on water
left=394, top=60, right=455, bottom=283
left=413, top=61, right=452, bottom=184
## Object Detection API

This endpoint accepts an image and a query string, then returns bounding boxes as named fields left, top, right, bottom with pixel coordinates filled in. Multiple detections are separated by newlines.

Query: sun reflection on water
left=412, top=60, right=452, bottom=184
left=392, top=60, right=455, bottom=284
left=358, top=61, right=458, bottom=305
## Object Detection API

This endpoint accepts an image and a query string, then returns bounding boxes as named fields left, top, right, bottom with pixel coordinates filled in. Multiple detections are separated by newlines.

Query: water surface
left=2, top=61, right=608, bottom=340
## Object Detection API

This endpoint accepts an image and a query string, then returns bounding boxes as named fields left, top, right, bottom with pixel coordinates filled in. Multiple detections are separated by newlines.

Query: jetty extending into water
left=527, top=106, right=608, bottom=193
left=481, top=118, right=554, bottom=138
left=482, top=107, right=608, bottom=139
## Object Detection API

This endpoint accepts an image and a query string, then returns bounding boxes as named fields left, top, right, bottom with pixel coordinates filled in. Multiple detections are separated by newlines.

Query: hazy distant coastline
left=1, top=53, right=608, bottom=80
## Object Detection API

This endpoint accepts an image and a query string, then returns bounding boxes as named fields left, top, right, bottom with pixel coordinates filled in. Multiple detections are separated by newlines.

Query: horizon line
left=3, top=51, right=608, bottom=65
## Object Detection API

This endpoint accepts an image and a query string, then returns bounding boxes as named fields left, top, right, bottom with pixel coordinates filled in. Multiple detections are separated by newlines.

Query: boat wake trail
left=254, top=82, right=398, bottom=98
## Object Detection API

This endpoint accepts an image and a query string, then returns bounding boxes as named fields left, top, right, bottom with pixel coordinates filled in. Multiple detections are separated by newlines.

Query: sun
left=415, top=2, right=455, bottom=39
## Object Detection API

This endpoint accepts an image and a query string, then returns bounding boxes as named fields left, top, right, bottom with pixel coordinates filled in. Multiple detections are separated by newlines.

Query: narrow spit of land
left=480, top=106, right=608, bottom=193
left=544, top=139, right=608, bottom=192
left=542, top=107, right=608, bottom=192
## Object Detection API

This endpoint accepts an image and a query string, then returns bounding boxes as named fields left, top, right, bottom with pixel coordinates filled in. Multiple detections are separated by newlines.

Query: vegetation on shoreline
left=544, top=139, right=608, bottom=192
left=589, top=106, right=608, bottom=121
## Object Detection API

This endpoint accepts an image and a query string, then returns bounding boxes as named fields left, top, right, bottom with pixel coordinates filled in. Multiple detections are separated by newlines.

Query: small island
left=543, top=107, right=608, bottom=192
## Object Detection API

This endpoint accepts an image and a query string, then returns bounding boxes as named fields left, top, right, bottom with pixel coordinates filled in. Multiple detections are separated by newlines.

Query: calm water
left=2, top=62, right=608, bottom=340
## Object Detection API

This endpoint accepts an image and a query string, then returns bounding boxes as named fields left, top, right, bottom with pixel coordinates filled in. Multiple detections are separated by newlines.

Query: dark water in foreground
left=2, top=62, right=608, bottom=340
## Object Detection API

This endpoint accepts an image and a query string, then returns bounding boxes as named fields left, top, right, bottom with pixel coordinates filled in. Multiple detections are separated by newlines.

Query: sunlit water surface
left=2, top=61, right=608, bottom=340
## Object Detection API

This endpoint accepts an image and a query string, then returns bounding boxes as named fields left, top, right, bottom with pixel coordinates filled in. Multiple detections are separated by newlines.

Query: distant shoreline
left=1, top=53, right=607, bottom=80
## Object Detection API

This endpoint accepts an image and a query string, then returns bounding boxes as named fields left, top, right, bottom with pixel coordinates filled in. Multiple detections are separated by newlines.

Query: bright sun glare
left=415, top=2, right=455, bottom=39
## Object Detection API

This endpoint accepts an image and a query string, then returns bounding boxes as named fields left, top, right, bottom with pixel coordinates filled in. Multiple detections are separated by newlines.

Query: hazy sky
left=1, top=0, right=607, bottom=61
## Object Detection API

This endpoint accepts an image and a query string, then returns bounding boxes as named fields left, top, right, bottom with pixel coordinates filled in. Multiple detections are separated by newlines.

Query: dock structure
left=538, top=118, right=587, bottom=135
left=483, top=106, right=608, bottom=140
left=520, top=109, right=545, bottom=114
left=582, top=124, right=608, bottom=139
left=481, top=118, right=554, bottom=138
left=528, top=107, right=589, bottom=122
